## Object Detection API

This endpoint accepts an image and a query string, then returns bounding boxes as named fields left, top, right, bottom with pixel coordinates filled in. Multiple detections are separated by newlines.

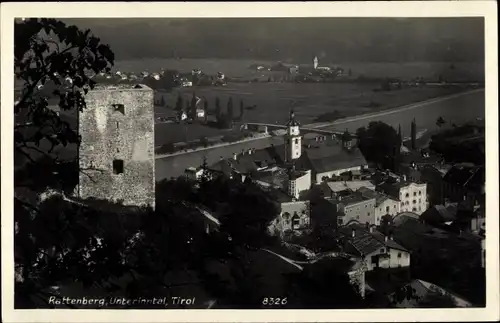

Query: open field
left=153, top=83, right=470, bottom=147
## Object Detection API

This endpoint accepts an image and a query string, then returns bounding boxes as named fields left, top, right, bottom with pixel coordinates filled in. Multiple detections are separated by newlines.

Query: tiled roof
left=389, top=279, right=473, bottom=308
left=339, top=192, right=373, bottom=207
left=393, top=212, right=421, bottom=226
left=371, top=232, right=408, bottom=252
left=340, top=224, right=408, bottom=256
left=443, top=165, right=484, bottom=190
left=326, top=181, right=375, bottom=193
left=421, top=204, right=458, bottom=223
left=357, top=186, right=390, bottom=205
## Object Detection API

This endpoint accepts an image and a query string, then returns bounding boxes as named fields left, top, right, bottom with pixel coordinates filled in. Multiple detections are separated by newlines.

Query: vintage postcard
left=1, top=1, right=498, bottom=322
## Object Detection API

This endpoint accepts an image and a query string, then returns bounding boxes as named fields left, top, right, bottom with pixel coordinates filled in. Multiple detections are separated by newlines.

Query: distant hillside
left=61, top=18, right=485, bottom=63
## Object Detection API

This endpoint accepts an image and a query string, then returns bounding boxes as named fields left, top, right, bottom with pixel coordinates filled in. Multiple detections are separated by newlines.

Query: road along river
left=155, top=89, right=484, bottom=180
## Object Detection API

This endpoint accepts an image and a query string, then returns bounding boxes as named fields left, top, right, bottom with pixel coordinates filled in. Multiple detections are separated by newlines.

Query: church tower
left=313, top=56, right=319, bottom=70
left=285, top=109, right=302, bottom=162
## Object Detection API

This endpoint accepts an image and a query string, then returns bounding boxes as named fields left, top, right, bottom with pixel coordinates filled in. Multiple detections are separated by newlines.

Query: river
left=155, top=89, right=485, bottom=180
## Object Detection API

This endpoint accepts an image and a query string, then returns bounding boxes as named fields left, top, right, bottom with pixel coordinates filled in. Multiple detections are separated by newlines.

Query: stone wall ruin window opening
left=113, top=159, right=124, bottom=174
left=116, top=121, right=119, bottom=129
left=113, top=104, right=125, bottom=115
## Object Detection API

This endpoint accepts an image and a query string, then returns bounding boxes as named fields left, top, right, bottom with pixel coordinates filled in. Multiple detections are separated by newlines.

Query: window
left=367, top=212, right=370, bottom=216
left=113, top=104, right=125, bottom=115
left=116, top=121, right=119, bottom=129
left=380, top=248, right=385, bottom=253
left=405, top=193, right=409, bottom=197
left=412, top=207, right=417, bottom=212
left=419, top=191, right=422, bottom=196
left=398, top=252, right=402, bottom=258
left=419, top=198, right=421, bottom=203
left=413, top=200, right=416, bottom=204
left=294, top=138, right=299, bottom=144
left=386, top=206, right=390, bottom=213
left=413, top=192, right=417, bottom=196
left=292, top=215, right=301, bottom=230
left=113, top=159, right=124, bottom=174
left=371, top=256, right=377, bottom=264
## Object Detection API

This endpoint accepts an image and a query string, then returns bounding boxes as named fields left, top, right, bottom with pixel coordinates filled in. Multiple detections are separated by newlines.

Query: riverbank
left=155, top=89, right=484, bottom=180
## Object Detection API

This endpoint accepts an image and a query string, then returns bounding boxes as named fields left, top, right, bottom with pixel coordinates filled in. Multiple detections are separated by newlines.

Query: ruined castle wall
left=78, top=85, right=155, bottom=208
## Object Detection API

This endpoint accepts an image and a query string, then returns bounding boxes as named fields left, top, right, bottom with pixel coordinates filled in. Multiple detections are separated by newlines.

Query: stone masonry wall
left=78, top=85, right=155, bottom=208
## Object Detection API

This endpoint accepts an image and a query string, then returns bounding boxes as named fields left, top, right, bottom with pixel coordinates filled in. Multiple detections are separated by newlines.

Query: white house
left=184, top=167, right=205, bottom=181
left=335, top=193, right=377, bottom=226
left=342, top=225, right=411, bottom=271
left=378, top=180, right=428, bottom=215
left=178, top=111, right=188, bottom=121
left=358, top=187, right=401, bottom=225
left=287, top=170, right=312, bottom=200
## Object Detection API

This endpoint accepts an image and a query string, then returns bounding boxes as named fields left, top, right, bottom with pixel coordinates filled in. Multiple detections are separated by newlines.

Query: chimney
left=402, top=174, right=407, bottom=182
left=248, top=149, right=252, bottom=155
left=369, top=226, right=375, bottom=233
left=351, top=229, right=356, bottom=237
left=384, top=236, right=389, bottom=242
left=233, top=153, right=238, bottom=160
left=390, top=235, right=394, bottom=240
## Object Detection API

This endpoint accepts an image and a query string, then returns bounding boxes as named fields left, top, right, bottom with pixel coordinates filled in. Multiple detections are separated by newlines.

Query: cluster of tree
left=356, top=121, right=402, bottom=172
left=429, top=117, right=484, bottom=165
left=212, top=96, right=245, bottom=129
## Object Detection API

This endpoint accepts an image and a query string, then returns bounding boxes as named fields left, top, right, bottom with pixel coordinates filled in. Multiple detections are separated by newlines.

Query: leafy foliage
left=227, top=97, right=234, bottom=121
left=287, top=258, right=366, bottom=309
left=174, top=94, right=183, bottom=112
left=356, top=121, right=401, bottom=171
left=14, top=19, right=114, bottom=192
left=190, top=92, right=198, bottom=120
left=239, top=99, right=244, bottom=121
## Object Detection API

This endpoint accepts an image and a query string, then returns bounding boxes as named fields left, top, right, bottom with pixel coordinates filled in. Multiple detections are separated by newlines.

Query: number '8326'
left=262, top=297, right=287, bottom=306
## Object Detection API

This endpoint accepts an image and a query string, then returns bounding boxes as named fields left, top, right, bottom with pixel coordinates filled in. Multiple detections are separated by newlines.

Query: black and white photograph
left=1, top=1, right=499, bottom=322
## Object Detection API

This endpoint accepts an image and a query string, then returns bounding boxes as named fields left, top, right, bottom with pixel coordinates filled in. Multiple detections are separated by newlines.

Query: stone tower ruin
left=77, top=84, right=155, bottom=208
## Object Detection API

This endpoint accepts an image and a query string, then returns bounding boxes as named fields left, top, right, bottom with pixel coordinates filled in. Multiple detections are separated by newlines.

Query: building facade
left=78, top=84, right=155, bottom=208
left=398, top=182, right=428, bottom=214
left=343, top=226, right=411, bottom=271
left=374, top=197, right=401, bottom=224
left=287, top=170, right=312, bottom=199
left=337, top=194, right=377, bottom=226
left=269, top=200, right=311, bottom=235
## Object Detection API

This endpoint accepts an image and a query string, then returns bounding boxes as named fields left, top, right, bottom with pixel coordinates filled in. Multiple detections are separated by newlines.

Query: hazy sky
left=64, top=18, right=484, bottom=63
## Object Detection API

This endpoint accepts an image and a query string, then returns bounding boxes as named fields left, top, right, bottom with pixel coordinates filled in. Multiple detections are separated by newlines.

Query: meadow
left=153, top=82, right=469, bottom=147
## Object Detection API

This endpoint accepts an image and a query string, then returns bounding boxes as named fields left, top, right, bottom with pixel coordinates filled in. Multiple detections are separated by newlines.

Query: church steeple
left=285, top=109, right=302, bottom=162
left=287, top=108, right=300, bottom=127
